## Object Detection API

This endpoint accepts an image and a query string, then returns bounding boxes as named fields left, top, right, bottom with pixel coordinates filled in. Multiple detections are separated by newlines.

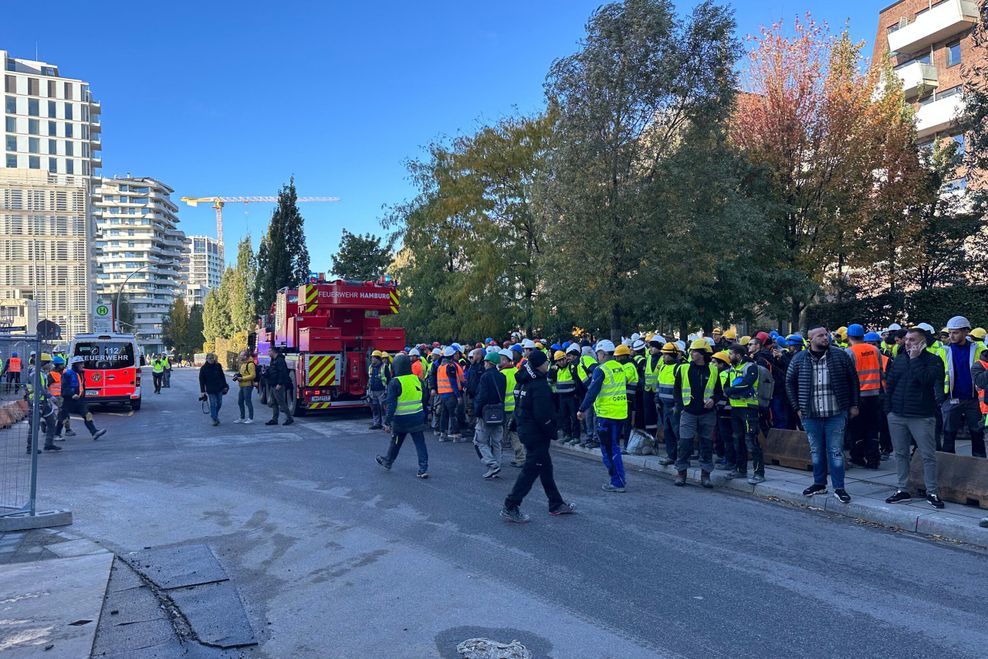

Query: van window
left=73, top=342, right=136, bottom=369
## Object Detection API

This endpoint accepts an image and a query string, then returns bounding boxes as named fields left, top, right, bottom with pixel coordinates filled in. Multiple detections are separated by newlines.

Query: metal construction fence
left=0, top=333, right=42, bottom=518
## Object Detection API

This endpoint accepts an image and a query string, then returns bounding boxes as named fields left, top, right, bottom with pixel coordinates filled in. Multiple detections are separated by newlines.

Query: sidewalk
left=557, top=439, right=988, bottom=549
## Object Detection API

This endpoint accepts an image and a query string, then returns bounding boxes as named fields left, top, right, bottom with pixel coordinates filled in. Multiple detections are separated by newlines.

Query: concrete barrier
left=909, top=451, right=988, bottom=509
left=762, top=428, right=813, bottom=471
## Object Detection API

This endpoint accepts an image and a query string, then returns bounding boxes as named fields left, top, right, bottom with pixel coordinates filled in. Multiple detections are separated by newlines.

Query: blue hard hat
left=404, top=346, right=411, bottom=352
left=769, top=330, right=780, bottom=339
left=863, top=331, right=881, bottom=342
left=52, top=355, right=65, bottom=365
left=11, top=351, right=17, bottom=357
left=510, top=344, right=523, bottom=353
left=786, top=334, right=804, bottom=346
left=485, top=337, right=494, bottom=343
left=846, top=323, right=865, bottom=338
left=551, top=343, right=561, bottom=351
left=562, top=341, right=571, bottom=349
left=451, top=343, right=463, bottom=352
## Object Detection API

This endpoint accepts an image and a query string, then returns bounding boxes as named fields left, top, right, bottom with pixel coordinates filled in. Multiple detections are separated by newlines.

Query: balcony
left=90, top=100, right=101, bottom=115
left=895, top=61, right=938, bottom=98
left=888, top=0, right=978, bottom=55
left=915, top=93, right=965, bottom=138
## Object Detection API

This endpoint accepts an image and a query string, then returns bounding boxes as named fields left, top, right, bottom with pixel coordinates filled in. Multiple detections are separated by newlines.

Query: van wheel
left=131, top=398, right=142, bottom=411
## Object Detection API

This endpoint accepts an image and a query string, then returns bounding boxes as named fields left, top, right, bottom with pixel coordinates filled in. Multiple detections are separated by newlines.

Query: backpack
left=756, top=363, right=774, bottom=408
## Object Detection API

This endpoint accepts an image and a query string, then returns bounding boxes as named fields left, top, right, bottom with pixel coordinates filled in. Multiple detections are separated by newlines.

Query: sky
left=1, top=1, right=880, bottom=271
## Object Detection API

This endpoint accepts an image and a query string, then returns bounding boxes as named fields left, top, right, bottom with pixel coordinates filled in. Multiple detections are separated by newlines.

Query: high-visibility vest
left=394, top=374, right=423, bottom=416
left=152, top=359, right=165, bottom=374
left=678, top=362, right=716, bottom=407
left=657, top=360, right=679, bottom=403
left=367, top=362, right=387, bottom=386
left=26, top=371, right=46, bottom=401
left=978, top=360, right=988, bottom=415
left=643, top=354, right=660, bottom=392
left=725, top=362, right=759, bottom=408
left=848, top=343, right=882, bottom=393
left=941, top=341, right=986, bottom=396
left=503, top=367, right=517, bottom=412
left=555, top=363, right=576, bottom=394
left=580, top=355, right=597, bottom=382
left=436, top=361, right=463, bottom=395
left=621, top=361, right=638, bottom=397
left=48, top=370, right=62, bottom=396
left=8, top=357, right=21, bottom=373
left=593, top=360, right=627, bottom=420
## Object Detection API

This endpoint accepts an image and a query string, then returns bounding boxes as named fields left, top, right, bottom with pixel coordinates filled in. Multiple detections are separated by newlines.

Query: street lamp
left=115, top=264, right=150, bottom=333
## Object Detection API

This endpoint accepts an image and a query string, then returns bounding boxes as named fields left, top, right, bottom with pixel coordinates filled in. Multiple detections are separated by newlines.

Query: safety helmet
left=40, top=352, right=52, bottom=363
left=887, top=323, right=902, bottom=332
left=846, top=324, right=865, bottom=339
left=371, top=350, right=383, bottom=358
left=688, top=338, right=712, bottom=353
left=712, top=351, right=731, bottom=366
left=946, top=315, right=972, bottom=330
left=510, top=344, right=523, bottom=354
left=712, top=328, right=722, bottom=336
left=739, top=336, right=751, bottom=346
left=786, top=333, right=805, bottom=346
left=754, top=331, right=770, bottom=344
left=69, top=356, right=85, bottom=365
left=52, top=355, right=65, bottom=365
left=408, top=348, right=420, bottom=357
left=498, top=349, right=514, bottom=360
left=863, top=332, right=881, bottom=342
left=704, top=337, right=715, bottom=347
left=836, top=326, right=848, bottom=337
left=534, top=342, right=544, bottom=350
left=660, top=342, right=678, bottom=354
left=431, top=348, right=441, bottom=356
left=614, top=344, right=632, bottom=357
left=630, top=332, right=641, bottom=342
left=553, top=350, right=566, bottom=361
left=442, top=346, right=455, bottom=357
left=632, top=339, right=645, bottom=351
left=970, top=327, right=987, bottom=340
left=675, top=340, right=686, bottom=353
left=722, top=328, right=737, bottom=340
left=565, top=344, right=581, bottom=355
left=522, top=339, right=536, bottom=349
left=484, top=351, right=501, bottom=365
left=653, top=334, right=667, bottom=345
left=595, top=340, right=616, bottom=353
left=916, top=322, right=935, bottom=334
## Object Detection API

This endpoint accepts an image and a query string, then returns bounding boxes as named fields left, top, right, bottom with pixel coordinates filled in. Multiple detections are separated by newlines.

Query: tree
left=963, top=0, right=988, bottom=174
left=539, top=0, right=743, bottom=339
left=186, top=304, right=204, bottom=353
left=202, top=282, right=232, bottom=343
left=229, top=236, right=257, bottom=333
left=330, top=229, right=392, bottom=281
left=256, top=177, right=311, bottom=314
left=116, top=294, right=135, bottom=332
left=161, top=297, right=189, bottom=350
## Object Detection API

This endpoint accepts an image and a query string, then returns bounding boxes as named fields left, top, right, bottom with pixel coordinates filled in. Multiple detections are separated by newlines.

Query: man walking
left=786, top=327, right=859, bottom=504
left=377, top=355, right=430, bottom=478
left=55, top=356, right=108, bottom=440
left=235, top=350, right=256, bottom=424
left=501, top=349, right=575, bottom=522
left=266, top=346, right=294, bottom=426
left=151, top=353, right=166, bottom=394
left=885, top=326, right=946, bottom=508
left=578, top=340, right=628, bottom=493
left=472, top=351, right=506, bottom=479
left=198, top=353, right=229, bottom=426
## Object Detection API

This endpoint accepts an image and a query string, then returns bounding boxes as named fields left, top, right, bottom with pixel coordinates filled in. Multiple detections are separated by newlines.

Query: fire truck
left=254, top=276, right=406, bottom=415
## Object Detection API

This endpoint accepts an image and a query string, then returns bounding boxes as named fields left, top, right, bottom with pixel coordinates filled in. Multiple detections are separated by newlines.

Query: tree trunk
left=790, top=299, right=803, bottom=331
left=679, top=320, right=689, bottom=342
left=610, top=303, right=622, bottom=343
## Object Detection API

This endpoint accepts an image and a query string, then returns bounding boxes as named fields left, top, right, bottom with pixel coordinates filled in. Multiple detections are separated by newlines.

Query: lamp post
left=115, top=264, right=150, bottom=333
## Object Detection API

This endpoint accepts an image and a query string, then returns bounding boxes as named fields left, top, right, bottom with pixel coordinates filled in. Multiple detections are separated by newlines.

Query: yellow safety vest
left=555, top=362, right=575, bottom=394
left=678, top=362, right=716, bottom=407
left=657, top=360, right=679, bottom=403
left=941, top=341, right=986, bottom=396
left=621, top=361, right=638, bottom=397
left=503, top=367, right=517, bottom=413
left=643, top=354, right=660, bottom=392
left=152, top=359, right=165, bottom=374
left=593, top=360, right=627, bottom=420
left=394, top=374, right=423, bottom=416
left=725, top=362, right=759, bottom=408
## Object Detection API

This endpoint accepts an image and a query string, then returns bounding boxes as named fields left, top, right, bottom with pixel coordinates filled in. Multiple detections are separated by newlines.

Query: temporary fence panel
left=0, top=333, right=42, bottom=517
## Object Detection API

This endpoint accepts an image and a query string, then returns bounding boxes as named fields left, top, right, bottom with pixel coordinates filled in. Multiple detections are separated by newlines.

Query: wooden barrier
left=909, top=451, right=988, bottom=509
left=761, top=428, right=813, bottom=471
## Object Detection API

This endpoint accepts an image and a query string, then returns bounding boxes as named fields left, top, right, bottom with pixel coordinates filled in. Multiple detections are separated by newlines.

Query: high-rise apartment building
left=1, top=49, right=102, bottom=338
left=93, top=177, right=187, bottom=353
left=185, top=235, right=223, bottom=308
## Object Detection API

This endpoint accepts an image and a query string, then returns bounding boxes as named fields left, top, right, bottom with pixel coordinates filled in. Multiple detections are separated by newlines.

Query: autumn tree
left=330, top=229, right=392, bottom=281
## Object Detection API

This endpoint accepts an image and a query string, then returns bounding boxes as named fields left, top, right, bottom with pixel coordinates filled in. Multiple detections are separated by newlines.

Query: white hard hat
left=621, top=338, right=633, bottom=347
left=565, top=344, right=581, bottom=355
left=654, top=334, right=667, bottom=345
left=69, top=356, right=85, bottom=364
left=632, top=339, right=646, bottom=351
left=704, top=337, right=715, bottom=347
left=442, top=346, right=455, bottom=357
left=431, top=348, right=441, bottom=356
left=916, top=322, right=935, bottom=334
left=408, top=348, right=420, bottom=357
left=595, top=339, right=616, bottom=353
left=522, top=338, right=536, bottom=349
left=486, top=346, right=499, bottom=354
left=887, top=323, right=902, bottom=331
left=630, top=332, right=641, bottom=342
left=946, top=315, right=972, bottom=330
left=498, top=349, right=514, bottom=360
left=675, top=340, right=686, bottom=352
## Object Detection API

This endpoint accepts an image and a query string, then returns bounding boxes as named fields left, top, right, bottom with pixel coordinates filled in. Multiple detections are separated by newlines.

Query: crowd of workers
left=20, top=351, right=108, bottom=453
left=371, top=316, right=987, bottom=521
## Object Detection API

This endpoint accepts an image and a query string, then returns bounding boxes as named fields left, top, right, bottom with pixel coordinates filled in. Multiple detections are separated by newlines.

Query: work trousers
left=642, top=389, right=658, bottom=432
left=28, top=400, right=57, bottom=450
left=597, top=417, right=627, bottom=488
left=504, top=433, right=563, bottom=510
left=368, top=389, right=386, bottom=426
left=163, top=369, right=171, bottom=387
left=384, top=431, right=429, bottom=473
left=888, top=413, right=937, bottom=495
left=715, top=412, right=734, bottom=463
left=556, top=393, right=579, bottom=440
left=582, top=407, right=597, bottom=441
left=847, top=395, right=882, bottom=467
left=152, top=372, right=163, bottom=393
left=771, top=394, right=790, bottom=430
left=473, top=420, right=503, bottom=470
left=439, top=395, right=461, bottom=436
left=270, top=387, right=293, bottom=422
left=658, top=399, right=679, bottom=460
left=676, top=410, right=715, bottom=473
left=730, top=406, right=763, bottom=476
left=941, top=397, right=987, bottom=457
left=55, top=397, right=98, bottom=437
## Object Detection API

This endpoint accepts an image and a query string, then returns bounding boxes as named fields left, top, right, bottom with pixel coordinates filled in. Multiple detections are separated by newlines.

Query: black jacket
left=268, top=354, right=292, bottom=388
left=198, top=362, right=228, bottom=394
left=466, top=361, right=484, bottom=398
left=473, top=366, right=506, bottom=418
left=785, top=347, right=859, bottom=416
left=885, top=349, right=945, bottom=417
left=514, top=361, right=556, bottom=440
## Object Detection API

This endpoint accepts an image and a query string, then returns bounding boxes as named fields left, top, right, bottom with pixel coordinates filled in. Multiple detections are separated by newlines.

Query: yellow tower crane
left=179, top=195, right=341, bottom=257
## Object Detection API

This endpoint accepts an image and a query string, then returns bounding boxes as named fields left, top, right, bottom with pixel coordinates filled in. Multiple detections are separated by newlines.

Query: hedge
left=805, top=286, right=988, bottom=332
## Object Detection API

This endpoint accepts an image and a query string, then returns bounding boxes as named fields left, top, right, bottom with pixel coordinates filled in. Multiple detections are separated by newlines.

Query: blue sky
left=1, top=1, right=878, bottom=271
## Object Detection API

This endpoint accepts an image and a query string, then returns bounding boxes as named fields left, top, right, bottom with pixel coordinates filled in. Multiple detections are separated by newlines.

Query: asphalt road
left=32, top=370, right=988, bottom=658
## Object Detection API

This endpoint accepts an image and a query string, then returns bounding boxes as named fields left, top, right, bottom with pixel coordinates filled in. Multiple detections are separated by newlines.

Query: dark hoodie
left=514, top=360, right=557, bottom=440
left=384, top=354, right=427, bottom=433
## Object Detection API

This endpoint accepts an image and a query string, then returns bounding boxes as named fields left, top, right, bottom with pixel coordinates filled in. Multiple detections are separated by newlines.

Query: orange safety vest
left=849, top=343, right=882, bottom=393
left=8, top=357, right=21, bottom=373
left=48, top=370, right=62, bottom=396
left=978, top=360, right=988, bottom=415
left=436, top=361, right=463, bottom=395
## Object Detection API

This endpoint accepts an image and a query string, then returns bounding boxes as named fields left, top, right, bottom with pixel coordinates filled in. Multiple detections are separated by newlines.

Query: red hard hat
left=755, top=331, right=770, bottom=344
left=432, top=341, right=440, bottom=348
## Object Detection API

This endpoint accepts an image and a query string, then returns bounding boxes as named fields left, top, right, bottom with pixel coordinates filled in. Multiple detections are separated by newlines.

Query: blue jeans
left=207, top=392, right=223, bottom=422
left=385, top=431, right=429, bottom=473
left=237, top=387, right=254, bottom=420
left=803, top=412, right=848, bottom=489
left=597, top=417, right=626, bottom=488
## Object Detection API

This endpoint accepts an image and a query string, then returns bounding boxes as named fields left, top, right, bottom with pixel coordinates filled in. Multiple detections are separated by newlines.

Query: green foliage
left=116, top=294, right=135, bottom=331
left=330, top=229, right=391, bottom=281
left=907, top=285, right=988, bottom=330
left=228, top=236, right=257, bottom=333
left=256, top=177, right=310, bottom=315
left=805, top=292, right=906, bottom=331
left=187, top=304, right=204, bottom=352
left=161, top=297, right=188, bottom=350
left=202, top=284, right=231, bottom=343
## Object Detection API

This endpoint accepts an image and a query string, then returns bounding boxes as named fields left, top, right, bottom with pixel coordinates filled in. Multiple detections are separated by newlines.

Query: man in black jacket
left=266, top=347, right=294, bottom=426
left=501, top=350, right=575, bottom=522
left=884, top=327, right=946, bottom=509
left=473, top=351, right=506, bottom=479
left=198, top=352, right=229, bottom=426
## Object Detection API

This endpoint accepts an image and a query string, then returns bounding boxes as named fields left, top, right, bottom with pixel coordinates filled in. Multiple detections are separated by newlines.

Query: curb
left=556, top=442, right=988, bottom=549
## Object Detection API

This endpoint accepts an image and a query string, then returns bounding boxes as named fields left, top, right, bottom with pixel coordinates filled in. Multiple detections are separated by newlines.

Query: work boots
left=700, top=471, right=713, bottom=489
left=674, top=471, right=687, bottom=486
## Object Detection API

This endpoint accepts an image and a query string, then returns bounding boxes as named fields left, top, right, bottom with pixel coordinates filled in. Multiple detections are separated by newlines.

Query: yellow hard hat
left=372, top=350, right=383, bottom=358
left=836, top=326, right=848, bottom=338
left=614, top=344, right=632, bottom=356
left=645, top=333, right=654, bottom=341
left=712, top=351, right=731, bottom=365
left=971, top=327, right=987, bottom=340
left=553, top=350, right=566, bottom=361
left=535, top=342, right=544, bottom=349
left=723, top=328, right=737, bottom=340
left=688, top=338, right=711, bottom=353
left=381, top=352, right=391, bottom=359
left=661, top=342, right=678, bottom=354
left=40, top=352, right=52, bottom=362
left=739, top=335, right=751, bottom=346
left=712, top=327, right=722, bottom=336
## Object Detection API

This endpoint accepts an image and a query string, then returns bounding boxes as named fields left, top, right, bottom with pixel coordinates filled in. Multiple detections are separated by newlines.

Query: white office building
left=185, top=235, right=222, bottom=308
left=93, top=177, right=187, bottom=353
left=1, top=49, right=102, bottom=339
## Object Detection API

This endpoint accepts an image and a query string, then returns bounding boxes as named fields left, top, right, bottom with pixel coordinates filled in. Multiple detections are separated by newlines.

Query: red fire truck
left=255, top=277, right=406, bottom=415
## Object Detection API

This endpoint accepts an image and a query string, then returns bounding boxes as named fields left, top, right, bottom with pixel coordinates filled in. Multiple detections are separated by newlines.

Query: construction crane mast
left=179, top=195, right=341, bottom=251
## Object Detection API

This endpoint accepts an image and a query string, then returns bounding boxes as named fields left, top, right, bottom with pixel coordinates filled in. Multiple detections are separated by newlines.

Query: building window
left=29, top=155, right=40, bottom=169
left=48, top=157, right=56, bottom=173
left=947, top=41, right=961, bottom=68
left=65, top=159, right=73, bottom=174
left=47, top=80, right=56, bottom=97
left=28, top=118, right=38, bottom=135
left=63, top=82, right=73, bottom=100
left=48, top=100, right=56, bottom=117
left=28, top=99, right=38, bottom=116
left=4, top=75, right=14, bottom=93
left=48, top=120, right=56, bottom=136
left=5, top=135, right=15, bottom=151
left=65, top=141, right=73, bottom=156
left=65, top=123, right=73, bottom=138
left=5, top=154, right=15, bottom=167
left=48, top=138, right=56, bottom=154
left=64, top=103, right=73, bottom=120
left=5, top=116, right=14, bottom=132
left=27, top=78, right=39, bottom=96
left=4, top=95, right=15, bottom=113
left=28, top=137, right=38, bottom=154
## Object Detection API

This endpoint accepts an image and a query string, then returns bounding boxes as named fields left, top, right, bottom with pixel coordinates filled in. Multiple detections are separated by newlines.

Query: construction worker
left=436, top=346, right=465, bottom=442
left=940, top=316, right=987, bottom=458
left=4, top=351, right=22, bottom=393
left=427, top=347, right=442, bottom=431
left=577, top=340, right=628, bottom=492
left=656, top=342, right=682, bottom=466
left=726, top=343, right=764, bottom=484
left=866, top=331, right=894, bottom=457
left=578, top=346, right=599, bottom=447
left=55, top=356, right=107, bottom=441
left=672, top=339, right=717, bottom=487
left=834, top=327, right=849, bottom=349
left=613, top=344, right=637, bottom=451
left=25, top=353, right=60, bottom=454
left=640, top=340, right=662, bottom=436
left=377, top=354, right=429, bottom=478
left=48, top=355, right=74, bottom=439
left=499, top=348, right=526, bottom=467
left=163, top=353, right=172, bottom=388
left=552, top=350, right=580, bottom=444
left=845, top=324, right=882, bottom=469
left=367, top=350, right=389, bottom=430
left=151, top=353, right=166, bottom=394
left=561, top=344, right=588, bottom=445
left=711, top=351, right=735, bottom=474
